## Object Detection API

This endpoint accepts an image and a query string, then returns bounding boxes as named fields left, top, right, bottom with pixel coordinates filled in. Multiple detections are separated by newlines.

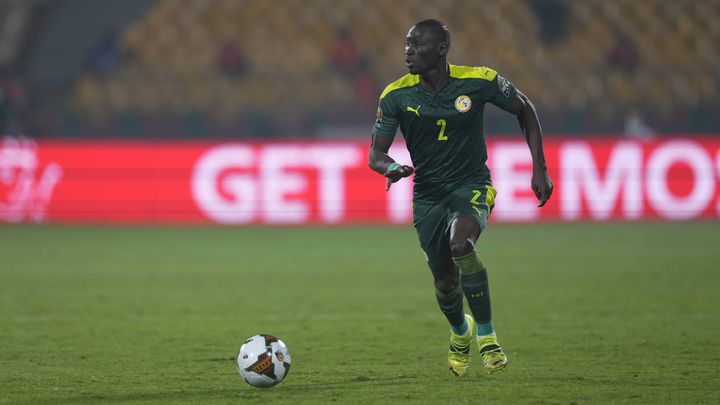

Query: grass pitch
left=1, top=223, right=718, bottom=404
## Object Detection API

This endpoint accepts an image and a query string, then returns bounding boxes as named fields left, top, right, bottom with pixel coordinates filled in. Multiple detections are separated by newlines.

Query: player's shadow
left=44, top=375, right=428, bottom=403
left=282, top=377, right=411, bottom=393
left=30, top=389, right=243, bottom=404
left=39, top=369, right=485, bottom=403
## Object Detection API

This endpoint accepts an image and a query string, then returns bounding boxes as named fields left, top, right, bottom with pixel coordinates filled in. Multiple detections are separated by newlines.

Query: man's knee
left=449, top=217, right=481, bottom=257
left=449, top=236, right=475, bottom=257
left=433, top=266, right=459, bottom=294
left=434, top=277, right=459, bottom=294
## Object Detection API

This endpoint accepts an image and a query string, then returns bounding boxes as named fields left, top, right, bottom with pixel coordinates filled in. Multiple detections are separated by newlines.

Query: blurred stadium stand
left=1, top=0, right=718, bottom=138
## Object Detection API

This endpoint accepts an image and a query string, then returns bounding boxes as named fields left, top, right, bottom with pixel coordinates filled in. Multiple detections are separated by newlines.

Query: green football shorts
left=412, top=183, right=497, bottom=272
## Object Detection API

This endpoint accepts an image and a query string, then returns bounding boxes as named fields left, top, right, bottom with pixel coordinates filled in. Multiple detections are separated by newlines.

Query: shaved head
left=413, top=19, right=451, bottom=50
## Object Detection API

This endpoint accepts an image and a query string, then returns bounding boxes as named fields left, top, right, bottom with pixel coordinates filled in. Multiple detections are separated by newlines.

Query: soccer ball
left=237, top=334, right=291, bottom=388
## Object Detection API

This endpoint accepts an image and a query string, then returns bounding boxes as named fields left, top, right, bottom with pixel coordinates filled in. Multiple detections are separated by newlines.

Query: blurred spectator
left=85, top=31, right=122, bottom=75
left=217, top=41, right=249, bottom=77
left=327, top=27, right=379, bottom=116
left=0, top=67, right=28, bottom=135
left=328, top=28, right=362, bottom=75
left=353, top=58, right=379, bottom=113
left=526, top=0, right=569, bottom=46
left=607, top=32, right=639, bottom=72
left=0, top=73, right=6, bottom=134
left=623, top=109, right=655, bottom=139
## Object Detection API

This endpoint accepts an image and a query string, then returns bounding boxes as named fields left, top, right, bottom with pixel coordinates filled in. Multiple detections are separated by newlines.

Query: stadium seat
left=64, top=0, right=718, bottom=136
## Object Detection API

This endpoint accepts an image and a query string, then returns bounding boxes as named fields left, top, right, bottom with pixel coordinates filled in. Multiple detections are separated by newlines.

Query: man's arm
left=368, top=133, right=414, bottom=191
left=494, top=90, right=554, bottom=207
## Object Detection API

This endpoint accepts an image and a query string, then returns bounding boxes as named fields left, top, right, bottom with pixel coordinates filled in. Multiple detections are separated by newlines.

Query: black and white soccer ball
left=237, top=334, right=291, bottom=388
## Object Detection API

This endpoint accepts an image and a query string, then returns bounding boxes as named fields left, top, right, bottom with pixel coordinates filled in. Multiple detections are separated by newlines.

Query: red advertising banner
left=1, top=136, right=719, bottom=224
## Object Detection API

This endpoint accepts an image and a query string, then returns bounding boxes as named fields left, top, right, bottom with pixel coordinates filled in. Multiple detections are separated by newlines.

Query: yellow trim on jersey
left=379, top=74, right=420, bottom=99
left=449, top=64, right=497, bottom=81
left=380, top=65, right=496, bottom=99
left=485, top=185, right=497, bottom=207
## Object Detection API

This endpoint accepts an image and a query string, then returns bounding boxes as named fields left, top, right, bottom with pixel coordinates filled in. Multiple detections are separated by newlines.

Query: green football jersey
left=372, top=64, right=517, bottom=201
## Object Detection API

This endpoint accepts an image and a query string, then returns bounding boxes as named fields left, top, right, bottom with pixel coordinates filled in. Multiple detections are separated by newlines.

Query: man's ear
left=438, top=42, right=448, bottom=57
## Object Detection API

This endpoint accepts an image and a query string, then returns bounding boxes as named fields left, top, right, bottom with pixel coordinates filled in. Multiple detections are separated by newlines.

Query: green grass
left=1, top=223, right=719, bottom=404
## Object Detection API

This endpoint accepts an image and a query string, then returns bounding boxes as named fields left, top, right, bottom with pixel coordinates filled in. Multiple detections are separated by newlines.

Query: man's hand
left=531, top=169, right=553, bottom=207
left=385, top=163, right=415, bottom=191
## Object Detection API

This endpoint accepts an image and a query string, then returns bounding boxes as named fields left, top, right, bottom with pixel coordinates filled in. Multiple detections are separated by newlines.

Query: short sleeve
left=371, top=95, right=399, bottom=138
left=486, top=73, right=518, bottom=111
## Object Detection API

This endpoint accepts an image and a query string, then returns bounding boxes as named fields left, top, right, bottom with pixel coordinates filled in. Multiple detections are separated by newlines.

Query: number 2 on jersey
left=470, top=189, right=482, bottom=205
left=436, top=119, right=447, bottom=141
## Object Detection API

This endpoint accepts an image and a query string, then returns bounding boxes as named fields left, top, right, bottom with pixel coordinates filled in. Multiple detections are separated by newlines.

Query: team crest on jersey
left=455, top=95, right=472, bottom=113
left=375, top=106, right=383, bottom=126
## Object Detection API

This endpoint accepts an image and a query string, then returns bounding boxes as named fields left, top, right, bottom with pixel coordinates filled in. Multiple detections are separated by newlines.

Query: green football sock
left=476, top=320, right=494, bottom=336
left=435, top=284, right=465, bottom=329
left=451, top=317, right=469, bottom=336
left=453, top=252, right=493, bottom=326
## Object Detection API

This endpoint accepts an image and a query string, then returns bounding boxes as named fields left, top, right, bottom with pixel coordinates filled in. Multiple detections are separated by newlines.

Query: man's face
left=404, top=26, right=444, bottom=74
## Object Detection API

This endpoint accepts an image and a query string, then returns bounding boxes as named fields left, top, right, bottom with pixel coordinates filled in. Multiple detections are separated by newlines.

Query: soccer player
left=368, top=19, right=553, bottom=377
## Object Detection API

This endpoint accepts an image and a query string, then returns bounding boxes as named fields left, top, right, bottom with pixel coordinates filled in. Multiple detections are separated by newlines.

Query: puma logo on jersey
left=406, top=105, right=421, bottom=116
